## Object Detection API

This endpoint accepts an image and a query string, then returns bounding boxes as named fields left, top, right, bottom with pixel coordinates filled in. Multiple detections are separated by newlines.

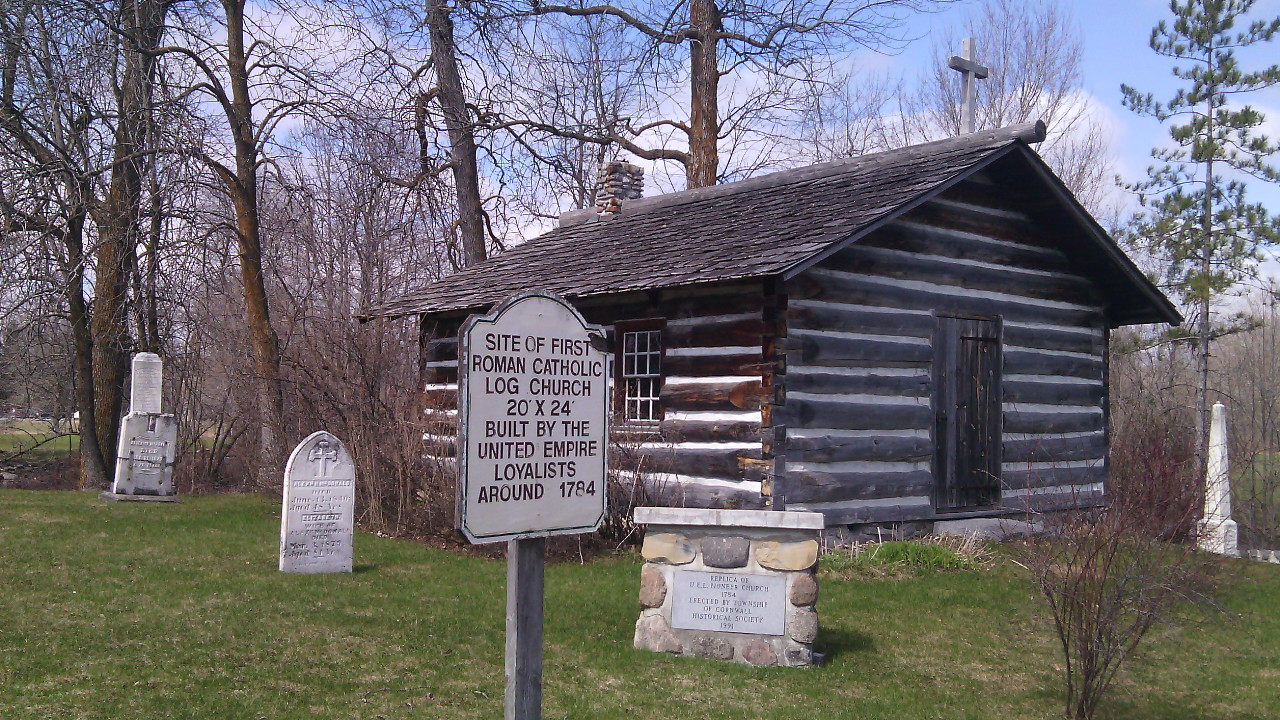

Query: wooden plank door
left=934, top=315, right=1002, bottom=511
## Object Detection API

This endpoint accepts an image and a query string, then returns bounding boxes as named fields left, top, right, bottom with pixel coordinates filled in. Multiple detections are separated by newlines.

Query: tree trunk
left=425, top=0, right=487, bottom=267
left=90, top=0, right=169, bottom=469
left=687, top=0, right=719, bottom=189
left=64, top=213, right=111, bottom=489
left=224, top=0, right=287, bottom=481
left=88, top=237, right=129, bottom=464
left=90, top=202, right=133, bottom=469
left=134, top=181, right=163, bottom=353
left=1196, top=48, right=1217, bottom=478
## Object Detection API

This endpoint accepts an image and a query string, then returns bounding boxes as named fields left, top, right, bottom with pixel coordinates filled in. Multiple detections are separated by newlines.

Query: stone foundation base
left=100, top=492, right=181, bottom=503
left=1199, top=518, right=1238, bottom=557
left=632, top=507, right=824, bottom=667
left=933, top=517, right=1042, bottom=540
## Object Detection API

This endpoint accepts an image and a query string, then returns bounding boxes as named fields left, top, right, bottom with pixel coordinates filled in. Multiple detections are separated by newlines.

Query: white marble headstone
left=130, top=353, right=163, bottom=415
left=280, top=431, right=356, bottom=574
left=111, top=412, right=178, bottom=496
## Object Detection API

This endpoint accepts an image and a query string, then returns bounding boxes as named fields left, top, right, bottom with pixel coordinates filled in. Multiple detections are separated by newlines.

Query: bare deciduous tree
left=356, top=0, right=498, bottom=268
left=482, top=0, right=949, bottom=188
left=90, top=0, right=170, bottom=470
left=158, top=0, right=359, bottom=478
left=0, top=0, right=174, bottom=486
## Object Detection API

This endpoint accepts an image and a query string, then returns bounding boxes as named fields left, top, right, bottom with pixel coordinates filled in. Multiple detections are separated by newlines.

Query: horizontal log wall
left=421, top=315, right=465, bottom=450
left=417, top=283, right=772, bottom=510
left=583, top=284, right=770, bottom=509
left=781, top=172, right=1110, bottom=521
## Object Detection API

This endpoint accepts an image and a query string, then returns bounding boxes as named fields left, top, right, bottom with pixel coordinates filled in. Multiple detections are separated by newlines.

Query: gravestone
left=632, top=507, right=824, bottom=667
left=279, top=431, right=356, bottom=574
left=129, top=352, right=163, bottom=414
left=101, top=353, right=179, bottom=502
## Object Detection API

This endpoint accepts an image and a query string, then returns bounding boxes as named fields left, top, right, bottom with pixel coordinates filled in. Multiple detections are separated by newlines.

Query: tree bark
left=64, top=213, right=111, bottom=488
left=91, top=0, right=170, bottom=468
left=687, top=0, right=719, bottom=189
left=134, top=181, right=163, bottom=353
left=223, top=0, right=287, bottom=479
left=425, top=0, right=487, bottom=267
left=1196, top=173, right=1213, bottom=475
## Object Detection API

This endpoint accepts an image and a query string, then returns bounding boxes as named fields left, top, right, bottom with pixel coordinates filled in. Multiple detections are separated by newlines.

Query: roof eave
left=1006, top=144, right=1183, bottom=328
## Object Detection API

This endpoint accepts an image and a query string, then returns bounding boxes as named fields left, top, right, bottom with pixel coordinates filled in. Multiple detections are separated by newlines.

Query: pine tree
left=1122, top=0, right=1280, bottom=466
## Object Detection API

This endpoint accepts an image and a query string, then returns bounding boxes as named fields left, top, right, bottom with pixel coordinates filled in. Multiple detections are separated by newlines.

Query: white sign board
left=457, top=292, right=609, bottom=544
left=280, top=431, right=356, bottom=573
left=671, top=570, right=786, bottom=635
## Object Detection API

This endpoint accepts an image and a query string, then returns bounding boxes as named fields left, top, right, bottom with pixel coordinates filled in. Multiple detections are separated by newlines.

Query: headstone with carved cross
left=279, top=431, right=356, bottom=573
left=948, top=37, right=990, bottom=135
left=101, top=353, right=180, bottom=502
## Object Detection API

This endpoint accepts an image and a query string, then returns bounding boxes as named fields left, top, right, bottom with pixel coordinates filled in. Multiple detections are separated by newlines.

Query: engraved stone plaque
left=279, top=431, right=356, bottom=574
left=670, top=570, right=786, bottom=636
left=111, top=412, right=177, bottom=496
left=129, top=353, right=163, bottom=415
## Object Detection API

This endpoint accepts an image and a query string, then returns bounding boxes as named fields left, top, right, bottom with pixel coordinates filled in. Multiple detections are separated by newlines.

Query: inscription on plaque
left=457, top=292, right=609, bottom=543
left=670, top=570, right=785, bottom=636
left=279, top=432, right=356, bottom=574
left=128, top=437, right=166, bottom=476
left=111, top=412, right=177, bottom=496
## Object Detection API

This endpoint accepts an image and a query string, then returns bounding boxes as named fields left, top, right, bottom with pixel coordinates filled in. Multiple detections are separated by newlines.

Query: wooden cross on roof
left=948, top=37, right=989, bottom=135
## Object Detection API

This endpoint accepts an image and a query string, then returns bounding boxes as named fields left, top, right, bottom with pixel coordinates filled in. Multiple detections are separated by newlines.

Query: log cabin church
left=367, top=122, right=1182, bottom=531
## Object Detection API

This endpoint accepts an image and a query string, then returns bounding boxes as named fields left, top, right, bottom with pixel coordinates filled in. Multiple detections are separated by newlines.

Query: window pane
left=620, top=328, right=662, bottom=421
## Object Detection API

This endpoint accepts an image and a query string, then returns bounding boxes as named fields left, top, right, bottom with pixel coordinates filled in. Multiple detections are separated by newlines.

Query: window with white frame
left=618, top=325, right=663, bottom=422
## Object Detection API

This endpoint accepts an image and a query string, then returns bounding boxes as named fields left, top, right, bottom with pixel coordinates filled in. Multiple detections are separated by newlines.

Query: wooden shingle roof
left=365, top=122, right=1181, bottom=326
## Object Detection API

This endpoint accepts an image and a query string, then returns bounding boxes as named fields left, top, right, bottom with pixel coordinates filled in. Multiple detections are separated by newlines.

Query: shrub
left=1021, top=500, right=1216, bottom=720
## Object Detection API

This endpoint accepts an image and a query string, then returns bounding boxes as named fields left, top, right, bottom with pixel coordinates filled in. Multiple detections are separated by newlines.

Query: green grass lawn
left=1, top=491, right=1278, bottom=720
left=0, top=420, right=79, bottom=460
left=1232, top=452, right=1280, bottom=544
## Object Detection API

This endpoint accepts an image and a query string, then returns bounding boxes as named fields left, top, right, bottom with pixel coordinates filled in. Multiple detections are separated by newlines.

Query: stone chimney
left=594, top=161, right=644, bottom=214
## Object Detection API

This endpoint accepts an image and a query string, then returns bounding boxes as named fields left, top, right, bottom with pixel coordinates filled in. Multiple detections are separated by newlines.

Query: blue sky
left=875, top=0, right=1280, bottom=285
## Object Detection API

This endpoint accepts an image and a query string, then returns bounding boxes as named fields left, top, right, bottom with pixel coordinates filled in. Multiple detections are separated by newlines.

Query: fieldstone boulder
left=789, top=572, right=819, bottom=606
left=689, top=635, right=735, bottom=660
left=789, top=607, right=818, bottom=643
left=639, top=565, right=667, bottom=608
left=756, top=539, right=818, bottom=571
left=701, top=536, right=750, bottom=568
left=741, top=640, right=778, bottom=666
left=641, top=532, right=696, bottom=565
left=785, top=642, right=813, bottom=666
left=634, top=613, right=682, bottom=653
